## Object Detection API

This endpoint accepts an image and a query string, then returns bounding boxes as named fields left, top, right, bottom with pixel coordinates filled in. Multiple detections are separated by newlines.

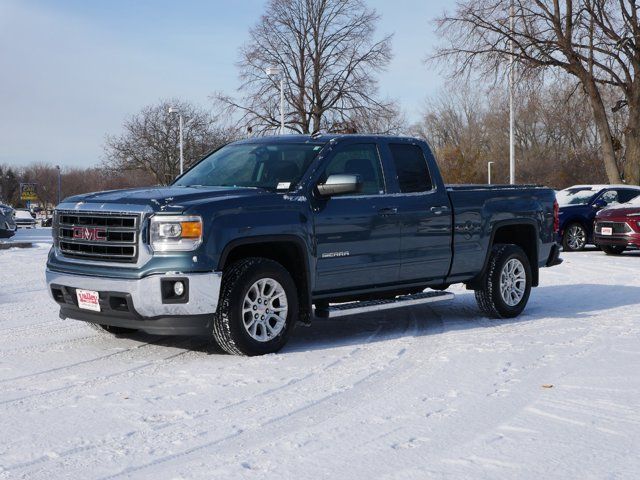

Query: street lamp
left=168, top=107, right=185, bottom=175
left=266, top=67, right=285, bottom=135
left=487, top=161, right=495, bottom=185
left=56, top=165, right=61, bottom=205
left=508, top=0, right=515, bottom=184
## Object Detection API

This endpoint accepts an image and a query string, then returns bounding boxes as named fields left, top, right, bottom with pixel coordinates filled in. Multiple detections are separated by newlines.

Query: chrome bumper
left=45, top=269, right=222, bottom=317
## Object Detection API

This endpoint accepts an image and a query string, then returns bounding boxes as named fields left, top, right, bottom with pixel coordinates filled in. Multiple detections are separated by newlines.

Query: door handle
left=378, top=207, right=399, bottom=216
left=430, top=206, right=449, bottom=215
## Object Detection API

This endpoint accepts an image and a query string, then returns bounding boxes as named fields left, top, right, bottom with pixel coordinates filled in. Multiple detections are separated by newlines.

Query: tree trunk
left=623, top=94, right=640, bottom=185
left=582, top=77, right=623, bottom=183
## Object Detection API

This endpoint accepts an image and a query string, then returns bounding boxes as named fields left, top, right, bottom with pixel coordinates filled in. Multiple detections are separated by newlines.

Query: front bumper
left=46, top=269, right=222, bottom=335
left=594, top=233, right=640, bottom=249
left=0, top=223, right=16, bottom=238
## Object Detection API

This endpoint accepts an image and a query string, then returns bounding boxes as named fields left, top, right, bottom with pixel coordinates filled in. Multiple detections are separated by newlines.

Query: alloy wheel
left=499, top=258, right=527, bottom=307
left=241, top=278, right=288, bottom=342
left=566, top=225, right=586, bottom=250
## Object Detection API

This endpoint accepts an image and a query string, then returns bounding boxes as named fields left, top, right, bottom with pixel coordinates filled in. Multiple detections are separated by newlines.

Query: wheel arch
left=468, top=219, right=540, bottom=289
left=218, top=235, right=312, bottom=322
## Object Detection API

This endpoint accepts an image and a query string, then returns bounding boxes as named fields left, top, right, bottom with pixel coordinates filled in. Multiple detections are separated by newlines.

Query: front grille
left=57, top=211, right=140, bottom=263
left=595, top=221, right=632, bottom=234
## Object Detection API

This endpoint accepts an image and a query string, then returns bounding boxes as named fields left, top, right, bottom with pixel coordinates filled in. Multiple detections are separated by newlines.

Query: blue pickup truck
left=46, top=135, right=561, bottom=355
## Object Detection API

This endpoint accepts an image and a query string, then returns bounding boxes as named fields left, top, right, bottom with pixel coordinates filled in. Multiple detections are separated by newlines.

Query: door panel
left=398, top=192, right=452, bottom=282
left=386, top=143, right=452, bottom=283
left=312, top=142, right=401, bottom=292
left=314, top=197, right=401, bottom=292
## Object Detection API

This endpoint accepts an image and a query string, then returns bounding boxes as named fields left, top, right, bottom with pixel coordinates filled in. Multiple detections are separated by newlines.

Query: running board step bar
left=317, top=291, right=455, bottom=319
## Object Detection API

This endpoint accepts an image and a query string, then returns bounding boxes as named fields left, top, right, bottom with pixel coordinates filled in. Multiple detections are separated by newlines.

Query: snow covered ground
left=1, top=245, right=639, bottom=479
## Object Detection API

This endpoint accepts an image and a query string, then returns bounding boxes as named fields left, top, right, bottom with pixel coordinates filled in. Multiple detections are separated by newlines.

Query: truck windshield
left=556, top=188, right=597, bottom=206
left=174, top=142, right=324, bottom=190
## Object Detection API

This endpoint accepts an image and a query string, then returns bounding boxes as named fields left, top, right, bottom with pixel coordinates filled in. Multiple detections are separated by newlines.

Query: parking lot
left=1, top=244, right=639, bottom=479
left=3, top=227, right=53, bottom=245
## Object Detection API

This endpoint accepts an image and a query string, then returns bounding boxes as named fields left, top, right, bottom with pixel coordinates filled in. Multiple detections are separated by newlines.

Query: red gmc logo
left=73, top=226, right=107, bottom=241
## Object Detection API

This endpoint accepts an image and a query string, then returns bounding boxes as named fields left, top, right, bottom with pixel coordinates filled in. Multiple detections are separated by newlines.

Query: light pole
left=508, top=0, right=515, bottom=184
left=487, top=161, right=495, bottom=185
left=266, top=67, right=285, bottom=134
left=168, top=107, right=185, bottom=175
left=55, top=165, right=61, bottom=205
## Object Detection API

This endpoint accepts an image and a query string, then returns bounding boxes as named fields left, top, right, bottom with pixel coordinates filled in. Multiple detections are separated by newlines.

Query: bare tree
left=0, top=165, right=19, bottom=205
left=20, top=164, right=60, bottom=209
left=217, top=0, right=394, bottom=135
left=413, top=80, right=607, bottom=187
left=104, top=99, right=238, bottom=185
left=431, top=0, right=640, bottom=185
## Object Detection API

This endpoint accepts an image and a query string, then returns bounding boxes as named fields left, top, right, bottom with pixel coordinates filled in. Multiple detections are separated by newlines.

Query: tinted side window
left=617, top=189, right=640, bottom=204
left=322, top=144, right=384, bottom=195
left=389, top=144, right=433, bottom=193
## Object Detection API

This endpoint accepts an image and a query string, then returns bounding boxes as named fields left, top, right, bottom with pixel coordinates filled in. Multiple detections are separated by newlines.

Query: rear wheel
left=212, top=257, right=298, bottom=356
left=475, top=244, right=532, bottom=319
left=562, top=223, right=587, bottom=251
left=601, top=245, right=626, bottom=255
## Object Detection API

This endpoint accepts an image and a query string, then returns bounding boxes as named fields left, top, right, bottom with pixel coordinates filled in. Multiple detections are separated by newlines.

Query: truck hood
left=61, top=186, right=264, bottom=212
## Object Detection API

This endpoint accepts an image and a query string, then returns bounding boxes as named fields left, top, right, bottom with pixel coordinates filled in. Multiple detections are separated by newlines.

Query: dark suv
left=557, top=185, right=640, bottom=251
left=0, top=204, right=17, bottom=238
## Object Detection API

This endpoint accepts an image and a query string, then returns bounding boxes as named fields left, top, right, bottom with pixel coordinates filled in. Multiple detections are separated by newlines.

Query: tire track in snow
left=0, top=332, right=102, bottom=358
left=92, top=307, right=449, bottom=479
left=0, top=337, right=211, bottom=407
left=0, top=336, right=167, bottom=385
left=5, top=311, right=419, bottom=477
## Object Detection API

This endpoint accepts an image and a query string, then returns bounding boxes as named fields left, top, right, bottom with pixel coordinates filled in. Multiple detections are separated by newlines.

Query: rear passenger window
left=389, top=144, right=433, bottom=193
left=618, top=190, right=640, bottom=204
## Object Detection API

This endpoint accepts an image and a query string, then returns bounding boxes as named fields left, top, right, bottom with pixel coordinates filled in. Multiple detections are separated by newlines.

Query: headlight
left=150, top=215, right=203, bottom=252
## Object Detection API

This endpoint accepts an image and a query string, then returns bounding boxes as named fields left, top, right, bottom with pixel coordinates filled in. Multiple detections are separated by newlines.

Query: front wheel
left=212, top=257, right=298, bottom=356
left=475, top=244, right=532, bottom=319
left=562, top=223, right=587, bottom=251
left=601, top=245, right=626, bottom=255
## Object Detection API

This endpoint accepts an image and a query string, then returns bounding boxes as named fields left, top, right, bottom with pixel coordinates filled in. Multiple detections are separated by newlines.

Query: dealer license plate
left=601, top=227, right=613, bottom=236
left=76, top=289, right=101, bottom=312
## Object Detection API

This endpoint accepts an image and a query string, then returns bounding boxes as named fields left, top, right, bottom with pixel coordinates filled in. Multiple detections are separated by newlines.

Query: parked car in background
left=594, top=195, right=640, bottom=255
left=0, top=204, right=17, bottom=238
left=557, top=185, right=640, bottom=251
left=13, top=209, right=37, bottom=229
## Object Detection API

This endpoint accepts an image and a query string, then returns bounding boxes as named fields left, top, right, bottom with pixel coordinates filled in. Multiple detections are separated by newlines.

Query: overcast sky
left=0, top=0, right=452, bottom=169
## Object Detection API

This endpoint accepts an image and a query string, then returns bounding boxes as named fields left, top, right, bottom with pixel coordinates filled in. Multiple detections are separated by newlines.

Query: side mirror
left=593, top=199, right=607, bottom=209
left=317, top=174, right=362, bottom=197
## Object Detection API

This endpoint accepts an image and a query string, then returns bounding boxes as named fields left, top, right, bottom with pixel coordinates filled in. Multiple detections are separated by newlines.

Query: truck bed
left=445, top=184, right=557, bottom=283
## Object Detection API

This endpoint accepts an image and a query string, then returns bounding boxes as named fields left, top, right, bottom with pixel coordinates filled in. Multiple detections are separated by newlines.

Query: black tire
left=212, top=257, right=298, bottom=356
left=562, top=222, right=587, bottom=251
left=89, top=324, right=138, bottom=335
left=474, top=244, right=532, bottom=319
left=601, top=245, right=626, bottom=255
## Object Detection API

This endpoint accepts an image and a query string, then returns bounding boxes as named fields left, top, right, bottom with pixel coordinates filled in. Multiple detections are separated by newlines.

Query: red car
left=594, top=196, right=640, bottom=255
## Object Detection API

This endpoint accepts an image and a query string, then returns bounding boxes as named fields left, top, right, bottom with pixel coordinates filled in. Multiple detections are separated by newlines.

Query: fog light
left=173, top=281, right=185, bottom=297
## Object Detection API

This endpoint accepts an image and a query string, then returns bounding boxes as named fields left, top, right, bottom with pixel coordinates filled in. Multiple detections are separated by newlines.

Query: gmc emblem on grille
left=72, top=226, right=107, bottom=241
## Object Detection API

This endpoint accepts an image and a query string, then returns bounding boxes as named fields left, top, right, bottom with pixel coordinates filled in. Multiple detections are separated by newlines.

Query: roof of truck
left=233, top=134, right=422, bottom=144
